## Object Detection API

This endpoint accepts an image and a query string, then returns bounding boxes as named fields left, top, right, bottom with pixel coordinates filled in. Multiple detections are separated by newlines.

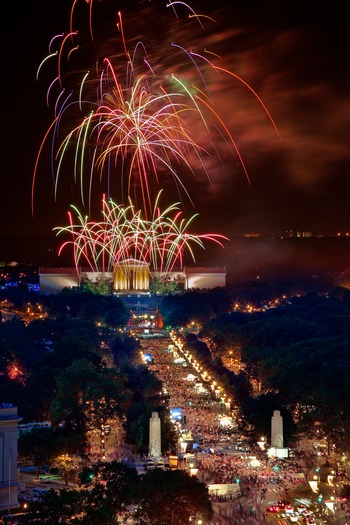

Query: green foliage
left=19, top=464, right=212, bottom=525
left=134, top=469, right=213, bottom=525
left=79, top=466, right=97, bottom=486
left=199, top=291, right=350, bottom=450
left=48, top=358, right=130, bottom=447
left=91, top=461, right=139, bottom=511
left=159, top=291, right=213, bottom=327
left=18, top=427, right=85, bottom=474
left=84, top=367, right=130, bottom=425
left=123, top=364, right=162, bottom=400
left=45, top=288, right=129, bottom=327
left=110, top=332, right=140, bottom=367
left=239, top=392, right=297, bottom=445
left=80, top=273, right=114, bottom=295
left=18, top=488, right=93, bottom=525
left=124, top=401, right=177, bottom=455
left=76, top=298, right=107, bottom=323
left=19, top=428, right=57, bottom=471
left=104, top=304, right=129, bottom=328
left=204, top=287, right=232, bottom=315
left=48, top=289, right=96, bottom=317
left=150, top=277, right=179, bottom=295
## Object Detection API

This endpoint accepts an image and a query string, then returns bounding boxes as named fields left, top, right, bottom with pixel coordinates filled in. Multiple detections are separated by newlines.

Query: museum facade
left=39, top=260, right=226, bottom=294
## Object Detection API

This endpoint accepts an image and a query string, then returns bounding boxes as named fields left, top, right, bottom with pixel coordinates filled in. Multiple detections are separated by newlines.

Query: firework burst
left=33, top=0, right=280, bottom=218
left=54, top=190, right=229, bottom=276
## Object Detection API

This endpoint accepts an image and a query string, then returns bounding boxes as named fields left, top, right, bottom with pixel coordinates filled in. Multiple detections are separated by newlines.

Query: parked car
left=277, top=500, right=292, bottom=510
left=266, top=504, right=279, bottom=513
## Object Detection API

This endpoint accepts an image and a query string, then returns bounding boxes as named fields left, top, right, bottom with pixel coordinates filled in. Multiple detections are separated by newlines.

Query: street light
left=257, top=437, right=266, bottom=450
left=189, top=515, right=203, bottom=524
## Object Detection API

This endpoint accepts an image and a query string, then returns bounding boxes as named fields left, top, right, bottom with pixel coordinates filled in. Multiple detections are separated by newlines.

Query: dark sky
left=3, top=0, right=350, bottom=243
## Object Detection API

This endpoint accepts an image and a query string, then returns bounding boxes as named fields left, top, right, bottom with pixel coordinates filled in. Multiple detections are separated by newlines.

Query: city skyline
left=2, top=0, right=349, bottom=249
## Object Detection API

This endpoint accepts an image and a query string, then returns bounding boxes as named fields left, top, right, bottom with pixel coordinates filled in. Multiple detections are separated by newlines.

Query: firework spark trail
left=33, top=0, right=280, bottom=218
left=55, top=192, right=229, bottom=275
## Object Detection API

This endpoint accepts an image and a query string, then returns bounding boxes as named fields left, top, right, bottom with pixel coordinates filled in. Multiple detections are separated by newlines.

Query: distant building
left=39, top=267, right=80, bottom=295
left=184, top=267, right=227, bottom=289
left=39, top=264, right=226, bottom=294
left=285, top=230, right=312, bottom=238
left=113, top=259, right=150, bottom=291
left=242, top=233, right=262, bottom=238
left=296, top=231, right=312, bottom=238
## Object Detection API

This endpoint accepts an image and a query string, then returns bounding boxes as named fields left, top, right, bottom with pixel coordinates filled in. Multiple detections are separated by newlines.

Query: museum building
left=39, top=260, right=226, bottom=294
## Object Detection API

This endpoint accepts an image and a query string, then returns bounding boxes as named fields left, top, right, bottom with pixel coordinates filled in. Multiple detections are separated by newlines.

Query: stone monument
left=0, top=404, right=22, bottom=511
left=149, top=411, right=161, bottom=458
left=271, top=410, right=283, bottom=448
left=268, top=409, right=288, bottom=458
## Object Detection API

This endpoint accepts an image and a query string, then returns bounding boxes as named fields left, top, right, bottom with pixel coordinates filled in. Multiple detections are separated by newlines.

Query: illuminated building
left=39, top=265, right=226, bottom=294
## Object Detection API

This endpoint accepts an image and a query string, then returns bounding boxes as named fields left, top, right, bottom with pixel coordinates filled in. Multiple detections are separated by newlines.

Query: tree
left=239, top=393, right=297, bottom=445
left=134, top=469, right=213, bottom=525
left=105, top=302, right=129, bottom=328
left=19, top=488, right=90, bottom=525
left=159, top=292, right=213, bottom=328
left=110, top=333, right=140, bottom=368
left=89, top=461, right=139, bottom=512
left=50, top=454, right=81, bottom=486
left=150, top=277, right=179, bottom=295
left=47, top=289, right=95, bottom=318
left=205, top=287, right=232, bottom=315
left=18, top=428, right=58, bottom=477
left=80, top=274, right=113, bottom=295
left=49, top=359, right=98, bottom=432
left=76, top=297, right=107, bottom=323
left=22, top=366, right=58, bottom=421
left=83, top=368, right=130, bottom=430
left=123, top=364, right=162, bottom=401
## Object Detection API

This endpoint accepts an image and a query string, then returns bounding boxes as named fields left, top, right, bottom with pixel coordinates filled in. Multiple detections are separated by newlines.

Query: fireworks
left=33, top=0, right=280, bottom=216
left=33, top=0, right=281, bottom=275
left=55, top=191, right=229, bottom=275
left=7, top=361, right=26, bottom=385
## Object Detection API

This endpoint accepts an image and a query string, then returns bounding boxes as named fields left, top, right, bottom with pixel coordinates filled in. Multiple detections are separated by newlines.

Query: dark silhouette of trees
left=200, top=292, right=350, bottom=451
left=160, top=291, right=213, bottom=327
left=135, top=469, right=213, bottom=525
left=86, top=461, right=140, bottom=515
left=19, top=464, right=212, bottom=525
left=239, top=393, right=297, bottom=445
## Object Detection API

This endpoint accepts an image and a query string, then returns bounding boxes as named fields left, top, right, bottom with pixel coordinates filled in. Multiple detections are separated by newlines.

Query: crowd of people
left=142, top=337, right=232, bottom=445
left=139, top=334, right=349, bottom=525
left=140, top=336, right=284, bottom=487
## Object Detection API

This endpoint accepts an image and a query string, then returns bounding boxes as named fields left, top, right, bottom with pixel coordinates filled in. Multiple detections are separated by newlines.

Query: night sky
left=3, top=0, right=350, bottom=245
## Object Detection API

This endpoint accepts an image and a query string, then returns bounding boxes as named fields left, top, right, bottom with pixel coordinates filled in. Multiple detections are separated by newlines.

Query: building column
left=0, top=404, right=22, bottom=511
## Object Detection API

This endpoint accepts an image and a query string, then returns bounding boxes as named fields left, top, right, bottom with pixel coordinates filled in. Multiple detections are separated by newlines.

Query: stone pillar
left=149, top=412, right=161, bottom=459
left=0, top=404, right=22, bottom=511
left=271, top=410, right=283, bottom=448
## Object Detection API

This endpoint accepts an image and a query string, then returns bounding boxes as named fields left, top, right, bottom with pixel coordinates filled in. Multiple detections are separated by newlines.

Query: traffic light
left=315, top=467, right=320, bottom=473
left=235, top=478, right=240, bottom=483
left=317, top=494, right=323, bottom=503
